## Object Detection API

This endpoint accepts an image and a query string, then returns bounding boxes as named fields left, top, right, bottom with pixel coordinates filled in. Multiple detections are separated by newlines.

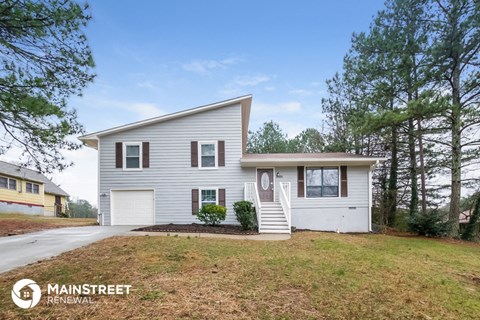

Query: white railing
left=279, top=182, right=291, bottom=234
left=244, top=182, right=262, bottom=228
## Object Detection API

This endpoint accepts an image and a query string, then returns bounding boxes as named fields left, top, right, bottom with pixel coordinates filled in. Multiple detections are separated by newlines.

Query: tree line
left=249, top=0, right=480, bottom=238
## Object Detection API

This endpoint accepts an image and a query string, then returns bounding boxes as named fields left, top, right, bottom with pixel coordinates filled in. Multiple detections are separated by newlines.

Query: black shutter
left=142, top=142, right=149, bottom=168
left=191, top=141, right=198, bottom=167
left=192, top=189, right=199, bottom=215
left=218, top=141, right=225, bottom=167
left=297, top=166, right=305, bottom=198
left=219, top=189, right=226, bottom=207
left=340, top=166, right=348, bottom=197
left=115, top=142, right=123, bottom=168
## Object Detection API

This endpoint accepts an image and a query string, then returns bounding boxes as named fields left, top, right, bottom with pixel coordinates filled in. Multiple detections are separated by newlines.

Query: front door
left=257, top=169, right=274, bottom=202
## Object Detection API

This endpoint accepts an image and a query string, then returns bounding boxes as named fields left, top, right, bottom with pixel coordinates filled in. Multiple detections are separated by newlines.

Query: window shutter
left=191, top=141, right=198, bottom=167
left=219, top=188, right=226, bottom=207
left=218, top=141, right=225, bottom=166
left=115, top=142, right=123, bottom=168
left=192, top=189, right=199, bottom=215
left=341, top=166, right=348, bottom=197
left=297, top=166, right=304, bottom=198
left=142, top=142, right=150, bottom=168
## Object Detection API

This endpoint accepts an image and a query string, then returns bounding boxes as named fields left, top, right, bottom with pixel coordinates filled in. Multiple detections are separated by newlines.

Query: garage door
left=111, top=190, right=154, bottom=225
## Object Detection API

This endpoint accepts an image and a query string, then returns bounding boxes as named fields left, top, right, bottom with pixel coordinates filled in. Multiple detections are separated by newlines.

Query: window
left=199, top=142, right=216, bottom=168
left=306, top=167, right=339, bottom=197
left=0, top=176, right=17, bottom=190
left=26, top=182, right=40, bottom=194
left=124, top=143, right=142, bottom=169
left=201, top=189, right=217, bottom=207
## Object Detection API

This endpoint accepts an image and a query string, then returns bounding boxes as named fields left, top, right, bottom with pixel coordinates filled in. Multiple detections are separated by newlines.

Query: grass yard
left=0, top=232, right=479, bottom=319
left=0, top=213, right=97, bottom=236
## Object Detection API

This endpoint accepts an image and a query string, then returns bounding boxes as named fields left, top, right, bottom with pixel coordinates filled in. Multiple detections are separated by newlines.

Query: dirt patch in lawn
left=0, top=220, right=67, bottom=237
left=0, top=214, right=97, bottom=237
left=133, top=223, right=258, bottom=235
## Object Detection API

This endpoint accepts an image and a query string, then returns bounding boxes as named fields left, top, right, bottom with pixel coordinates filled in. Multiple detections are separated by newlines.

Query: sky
left=4, top=0, right=387, bottom=206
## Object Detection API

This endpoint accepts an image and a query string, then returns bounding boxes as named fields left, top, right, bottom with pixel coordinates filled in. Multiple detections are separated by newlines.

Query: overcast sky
left=3, top=0, right=386, bottom=206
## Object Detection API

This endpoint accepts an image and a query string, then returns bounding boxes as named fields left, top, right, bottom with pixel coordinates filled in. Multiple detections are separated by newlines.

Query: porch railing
left=244, top=182, right=262, bottom=228
left=279, top=182, right=291, bottom=234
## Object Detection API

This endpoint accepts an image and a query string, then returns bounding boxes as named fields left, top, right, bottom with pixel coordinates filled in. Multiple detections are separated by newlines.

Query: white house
left=79, top=95, right=384, bottom=233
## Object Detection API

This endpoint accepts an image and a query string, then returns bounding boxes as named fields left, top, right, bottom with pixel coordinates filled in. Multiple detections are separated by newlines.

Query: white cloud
left=233, top=75, right=270, bottom=87
left=220, top=74, right=272, bottom=96
left=288, top=89, right=314, bottom=97
left=129, top=103, right=164, bottom=118
left=182, top=57, right=242, bottom=74
left=254, top=101, right=302, bottom=116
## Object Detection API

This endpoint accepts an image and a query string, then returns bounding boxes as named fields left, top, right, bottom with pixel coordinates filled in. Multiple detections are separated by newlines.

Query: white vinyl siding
left=98, top=103, right=245, bottom=226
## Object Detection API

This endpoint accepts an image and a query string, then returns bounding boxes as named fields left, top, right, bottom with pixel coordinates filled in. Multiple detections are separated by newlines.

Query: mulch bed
left=133, top=223, right=259, bottom=235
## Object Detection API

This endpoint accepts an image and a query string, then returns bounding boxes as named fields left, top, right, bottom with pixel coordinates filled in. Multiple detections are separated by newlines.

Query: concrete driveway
left=0, top=225, right=137, bottom=274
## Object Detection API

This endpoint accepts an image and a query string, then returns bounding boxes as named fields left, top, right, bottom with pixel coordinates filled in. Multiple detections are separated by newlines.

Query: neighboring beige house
left=0, top=161, right=69, bottom=216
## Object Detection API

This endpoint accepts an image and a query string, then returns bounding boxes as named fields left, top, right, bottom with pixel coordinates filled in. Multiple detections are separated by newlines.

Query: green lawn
left=0, top=232, right=479, bottom=319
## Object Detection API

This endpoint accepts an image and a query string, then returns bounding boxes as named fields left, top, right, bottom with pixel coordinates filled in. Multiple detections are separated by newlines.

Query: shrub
left=233, top=201, right=256, bottom=230
left=407, top=210, right=450, bottom=237
left=197, top=204, right=226, bottom=226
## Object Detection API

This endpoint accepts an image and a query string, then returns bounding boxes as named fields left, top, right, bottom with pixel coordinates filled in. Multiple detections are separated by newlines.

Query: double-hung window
left=124, top=143, right=142, bottom=169
left=26, top=182, right=40, bottom=194
left=201, top=189, right=217, bottom=207
left=306, top=167, right=339, bottom=197
left=0, top=176, right=16, bottom=190
left=199, top=142, right=216, bottom=168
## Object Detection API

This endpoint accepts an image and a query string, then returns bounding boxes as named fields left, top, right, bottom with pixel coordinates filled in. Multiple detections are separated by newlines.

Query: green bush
left=233, top=201, right=256, bottom=230
left=197, top=204, right=226, bottom=226
left=407, top=210, right=450, bottom=237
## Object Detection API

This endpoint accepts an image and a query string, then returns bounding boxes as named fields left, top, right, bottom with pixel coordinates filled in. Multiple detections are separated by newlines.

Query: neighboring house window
left=124, top=143, right=142, bottom=169
left=201, top=189, right=217, bottom=207
left=199, top=142, right=217, bottom=168
left=26, top=182, right=40, bottom=194
left=306, top=167, right=339, bottom=197
left=0, top=176, right=17, bottom=190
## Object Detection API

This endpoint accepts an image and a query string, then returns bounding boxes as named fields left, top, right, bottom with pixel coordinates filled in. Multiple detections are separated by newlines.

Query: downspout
left=368, top=160, right=379, bottom=232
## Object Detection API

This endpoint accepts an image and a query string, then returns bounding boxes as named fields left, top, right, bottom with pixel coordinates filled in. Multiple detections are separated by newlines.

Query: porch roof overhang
left=240, top=153, right=387, bottom=167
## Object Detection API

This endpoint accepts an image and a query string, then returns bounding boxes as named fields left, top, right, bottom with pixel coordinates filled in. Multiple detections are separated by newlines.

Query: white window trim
left=123, top=142, right=143, bottom=171
left=198, top=141, right=218, bottom=170
left=26, top=182, right=40, bottom=194
left=199, top=188, right=219, bottom=207
left=0, top=176, right=17, bottom=191
left=304, top=166, right=341, bottom=199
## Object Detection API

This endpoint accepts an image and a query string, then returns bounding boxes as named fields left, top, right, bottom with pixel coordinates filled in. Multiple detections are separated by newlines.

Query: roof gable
left=79, top=95, right=252, bottom=149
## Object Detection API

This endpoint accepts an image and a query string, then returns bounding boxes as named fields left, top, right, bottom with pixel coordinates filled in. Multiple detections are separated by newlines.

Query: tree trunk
left=417, top=119, right=427, bottom=214
left=408, top=118, right=418, bottom=215
left=387, top=125, right=398, bottom=227
left=449, top=64, right=461, bottom=237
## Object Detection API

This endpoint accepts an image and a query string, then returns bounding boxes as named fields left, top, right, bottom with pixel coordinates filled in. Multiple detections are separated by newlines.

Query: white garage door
left=111, top=190, right=154, bottom=225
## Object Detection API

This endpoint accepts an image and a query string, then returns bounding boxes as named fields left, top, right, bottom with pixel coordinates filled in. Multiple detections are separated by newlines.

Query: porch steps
left=259, top=202, right=290, bottom=233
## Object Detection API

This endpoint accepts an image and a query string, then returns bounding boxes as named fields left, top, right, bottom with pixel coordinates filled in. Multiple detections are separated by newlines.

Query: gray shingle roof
left=0, top=161, right=69, bottom=197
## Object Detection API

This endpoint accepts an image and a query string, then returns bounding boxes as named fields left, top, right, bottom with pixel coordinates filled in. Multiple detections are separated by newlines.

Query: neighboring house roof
left=79, top=95, right=253, bottom=151
left=0, top=161, right=69, bottom=197
left=240, top=153, right=386, bottom=167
